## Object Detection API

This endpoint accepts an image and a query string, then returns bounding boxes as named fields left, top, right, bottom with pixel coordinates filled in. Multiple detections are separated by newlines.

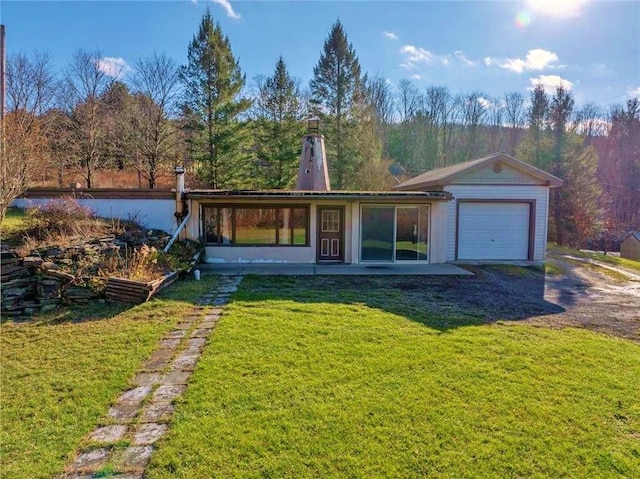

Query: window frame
left=202, top=204, right=310, bottom=247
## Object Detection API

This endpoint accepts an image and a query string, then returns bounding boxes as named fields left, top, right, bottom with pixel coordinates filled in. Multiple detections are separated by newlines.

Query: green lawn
left=0, top=207, right=26, bottom=237
left=147, top=276, right=640, bottom=479
left=0, top=276, right=217, bottom=479
left=549, top=243, right=640, bottom=273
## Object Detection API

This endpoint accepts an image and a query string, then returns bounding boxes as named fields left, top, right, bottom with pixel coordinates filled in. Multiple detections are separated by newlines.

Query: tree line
left=1, top=10, right=638, bottom=247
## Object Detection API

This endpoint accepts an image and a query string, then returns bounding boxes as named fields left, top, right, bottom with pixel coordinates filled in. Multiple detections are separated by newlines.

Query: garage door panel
left=458, top=202, right=530, bottom=260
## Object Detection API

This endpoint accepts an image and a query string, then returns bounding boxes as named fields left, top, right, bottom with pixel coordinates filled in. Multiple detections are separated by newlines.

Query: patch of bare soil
left=526, top=259, right=640, bottom=342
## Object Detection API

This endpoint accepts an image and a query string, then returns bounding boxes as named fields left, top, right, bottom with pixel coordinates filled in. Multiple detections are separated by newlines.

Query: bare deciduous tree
left=1, top=51, right=57, bottom=220
left=62, top=49, right=114, bottom=188
left=396, top=79, right=421, bottom=123
left=503, top=92, right=526, bottom=155
left=130, top=52, right=181, bottom=188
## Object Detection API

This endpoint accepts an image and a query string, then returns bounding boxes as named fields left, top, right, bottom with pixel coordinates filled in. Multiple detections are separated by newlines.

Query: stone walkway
left=59, top=275, right=243, bottom=479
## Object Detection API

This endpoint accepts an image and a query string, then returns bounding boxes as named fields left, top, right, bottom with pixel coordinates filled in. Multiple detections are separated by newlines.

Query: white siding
left=445, top=185, right=549, bottom=261
left=455, top=164, right=542, bottom=185
left=452, top=163, right=540, bottom=183
left=429, top=202, right=448, bottom=263
left=12, top=197, right=177, bottom=233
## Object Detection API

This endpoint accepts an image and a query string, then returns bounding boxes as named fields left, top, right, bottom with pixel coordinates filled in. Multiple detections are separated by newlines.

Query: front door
left=317, top=207, right=344, bottom=262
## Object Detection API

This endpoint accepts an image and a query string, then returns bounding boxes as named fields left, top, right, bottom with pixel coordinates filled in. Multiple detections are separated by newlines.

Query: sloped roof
left=623, top=232, right=640, bottom=243
left=393, top=152, right=564, bottom=190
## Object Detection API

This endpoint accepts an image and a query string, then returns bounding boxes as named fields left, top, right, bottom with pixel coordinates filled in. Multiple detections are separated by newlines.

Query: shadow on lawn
left=235, top=265, right=565, bottom=332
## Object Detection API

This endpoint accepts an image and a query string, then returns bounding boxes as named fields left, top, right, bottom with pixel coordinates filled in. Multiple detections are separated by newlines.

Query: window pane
left=235, top=208, right=277, bottom=244
left=278, top=209, right=292, bottom=245
left=395, top=207, right=419, bottom=261
left=292, top=208, right=308, bottom=245
left=203, top=207, right=219, bottom=244
left=361, top=206, right=394, bottom=261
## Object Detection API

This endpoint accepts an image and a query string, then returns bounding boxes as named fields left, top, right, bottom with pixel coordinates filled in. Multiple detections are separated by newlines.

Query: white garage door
left=458, top=202, right=530, bottom=260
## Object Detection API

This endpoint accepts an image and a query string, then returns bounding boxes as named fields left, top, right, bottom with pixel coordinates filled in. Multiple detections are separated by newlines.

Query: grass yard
left=0, top=207, right=26, bottom=237
left=147, top=276, right=640, bottom=479
left=0, top=276, right=217, bottom=479
left=549, top=243, right=640, bottom=273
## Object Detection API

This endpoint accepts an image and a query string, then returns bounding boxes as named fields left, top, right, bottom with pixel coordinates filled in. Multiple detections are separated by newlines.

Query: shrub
left=24, top=197, right=108, bottom=241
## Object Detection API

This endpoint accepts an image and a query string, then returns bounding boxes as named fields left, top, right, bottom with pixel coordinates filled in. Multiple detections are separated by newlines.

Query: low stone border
left=57, top=275, right=243, bottom=479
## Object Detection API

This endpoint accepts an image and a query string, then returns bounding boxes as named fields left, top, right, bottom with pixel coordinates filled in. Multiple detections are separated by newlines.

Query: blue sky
left=2, top=0, right=639, bottom=108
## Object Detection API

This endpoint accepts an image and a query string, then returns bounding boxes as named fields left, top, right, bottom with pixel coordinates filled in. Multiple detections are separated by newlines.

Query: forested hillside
left=2, top=12, right=638, bottom=248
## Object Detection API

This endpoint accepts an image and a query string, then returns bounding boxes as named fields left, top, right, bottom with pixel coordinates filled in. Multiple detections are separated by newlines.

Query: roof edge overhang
left=185, top=189, right=452, bottom=201
left=394, top=153, right=564, bottom=190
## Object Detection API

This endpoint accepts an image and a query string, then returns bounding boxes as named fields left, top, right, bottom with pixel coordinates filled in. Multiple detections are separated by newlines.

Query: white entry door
left=458, top=202, right=531, bottom=260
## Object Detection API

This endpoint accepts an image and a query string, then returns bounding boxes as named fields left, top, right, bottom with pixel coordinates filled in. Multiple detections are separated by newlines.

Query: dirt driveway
left=527, top=258, right=640, bottom=341
left=447, top=260, right=640, bottom=342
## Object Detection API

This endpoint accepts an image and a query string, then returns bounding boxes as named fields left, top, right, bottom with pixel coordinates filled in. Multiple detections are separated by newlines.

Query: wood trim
left=21, top=188, right=175, bottom=200
left=455, top=199, right=536, bottom=261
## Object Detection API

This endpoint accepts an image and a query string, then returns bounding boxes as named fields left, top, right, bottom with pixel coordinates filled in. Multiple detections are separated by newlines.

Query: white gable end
left=453, top=163, right=543, bottom=185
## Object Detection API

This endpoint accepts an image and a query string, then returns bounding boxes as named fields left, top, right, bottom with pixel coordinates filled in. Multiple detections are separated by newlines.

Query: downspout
left=164, top=166, right=189, bottom=253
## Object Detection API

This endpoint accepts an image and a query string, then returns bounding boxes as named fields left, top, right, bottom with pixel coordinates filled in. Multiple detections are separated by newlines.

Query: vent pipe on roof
left=296, top=118, right=331, bottom=191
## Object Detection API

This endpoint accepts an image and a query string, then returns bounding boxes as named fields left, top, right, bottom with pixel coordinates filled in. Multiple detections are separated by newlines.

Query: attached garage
left=457, top=201, right=533, bottom=260
left=395, top=153, right=563, bottom=263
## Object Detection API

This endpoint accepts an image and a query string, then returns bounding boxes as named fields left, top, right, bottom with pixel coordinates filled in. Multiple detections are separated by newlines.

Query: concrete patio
left=197, top=263, right=473, bottom=276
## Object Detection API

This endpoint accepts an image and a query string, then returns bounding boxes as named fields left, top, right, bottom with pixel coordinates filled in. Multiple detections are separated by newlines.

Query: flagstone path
left=58, top=275, right=244, bottom=479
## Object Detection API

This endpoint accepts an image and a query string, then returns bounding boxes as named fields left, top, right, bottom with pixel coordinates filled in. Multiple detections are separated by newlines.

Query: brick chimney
left=296, top=119, right=331, bottom=191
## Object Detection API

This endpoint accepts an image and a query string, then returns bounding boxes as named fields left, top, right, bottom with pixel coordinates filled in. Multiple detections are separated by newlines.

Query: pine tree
left=310, top=20, right=362, bottom=189
left=180, top=10, right=251, bottom=188
left=527, top=83, right=550, bottom=170
left=253, top=56, right=306, bottom=189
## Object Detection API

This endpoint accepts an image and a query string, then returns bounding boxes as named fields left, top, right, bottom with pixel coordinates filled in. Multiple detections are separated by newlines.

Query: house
left=620, top=232, right=640, bottom=261
left=179, top=134, right=562, bottom=265
left=14, top=134, right=562, bottom=266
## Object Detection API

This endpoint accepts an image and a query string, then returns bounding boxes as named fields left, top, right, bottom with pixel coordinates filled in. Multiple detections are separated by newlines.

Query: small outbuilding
left=620, top=232, right=640, bottom=261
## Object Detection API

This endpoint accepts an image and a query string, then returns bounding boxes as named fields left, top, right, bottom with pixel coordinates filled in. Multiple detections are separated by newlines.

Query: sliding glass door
left=395, top=206, right=429, bottom=261
left=361, top=206, right=395, bottom=261
left=360, top=205, right=429, bottom=262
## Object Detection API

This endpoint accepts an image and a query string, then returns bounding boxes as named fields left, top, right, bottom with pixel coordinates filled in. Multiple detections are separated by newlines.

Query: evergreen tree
left=253, top=57, right=306, bottom=188
left=310, top=20, right=362, bottom=189
left=549, top=85, right=576, bottom=245
left=527, top=83, right=550, bottom=170
left=180, top=10, right=251, bottom=188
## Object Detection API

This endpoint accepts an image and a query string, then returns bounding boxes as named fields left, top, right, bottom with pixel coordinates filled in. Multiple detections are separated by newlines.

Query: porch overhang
left=185, top=189, right=452, bottom=202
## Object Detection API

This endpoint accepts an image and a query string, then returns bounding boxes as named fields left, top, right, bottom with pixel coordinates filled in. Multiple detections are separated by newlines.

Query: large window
left=361, top=206, right=395, bottom=261
left=360, top=205, right=429, bottom=262
left=203, top=205, right=309, bottom=246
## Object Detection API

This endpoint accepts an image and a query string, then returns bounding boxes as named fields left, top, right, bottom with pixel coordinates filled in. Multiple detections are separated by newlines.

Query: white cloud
left=477, top=97, right=492, bottom=108
left=385, top=78, right=393, bottom=85
left=411, top=74, right=422, bottom=80
left=383, top=31, right=399, bottom=40
left=528, top=75, right=574, bottom=92
left=454, top=51, right=475, bottom=67
left=399, top=45, right=475, bottom=69
left=400, top=45, right=435, bottom=65
left=485, top=49, right=559, bottom=73
left=211, top=0, right=240, bottom=19
left=97, top=57, right=131, bottom=79
left=628, top=86, right=640, bottom=98
left=527, top=0, right=589, bottom=18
